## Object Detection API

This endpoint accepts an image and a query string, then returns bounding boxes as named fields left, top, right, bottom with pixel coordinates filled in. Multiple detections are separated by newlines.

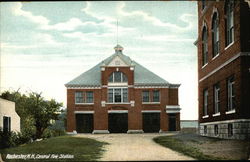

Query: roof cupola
left=114, top=44, right=124, bottom=53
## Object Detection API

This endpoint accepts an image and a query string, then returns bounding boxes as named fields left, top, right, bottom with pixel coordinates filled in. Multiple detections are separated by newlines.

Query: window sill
left=212, top=112, right=221, bottom=117
left=226, top=109, right=236, bottom=114
left=106, top=102, right=131, bottom=105
left=224, top=41, right=234, bottom=50
left=212, top=53, right=220, bottom=60
left=201, top=63, right=208, bottom=69
left=75, top=103, right=94, bottom=105
left=202, top=115, right=209, bottom=119
left=142, top=102, right=160, bottom=104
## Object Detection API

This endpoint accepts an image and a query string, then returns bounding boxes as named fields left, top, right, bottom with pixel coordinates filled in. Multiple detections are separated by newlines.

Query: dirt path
left=76, top=133, right=194, bottom=161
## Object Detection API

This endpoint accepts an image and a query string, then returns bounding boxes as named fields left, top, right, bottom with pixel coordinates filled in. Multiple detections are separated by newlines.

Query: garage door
left=143, top=113, right=160, bottom=133
left=108, top=113, right=128, bottom=133
left=75, top=114, right=93, bottom=133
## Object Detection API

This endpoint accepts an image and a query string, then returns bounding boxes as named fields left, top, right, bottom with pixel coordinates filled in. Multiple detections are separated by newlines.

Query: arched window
left=212, top=12, right=219, bottom=57
left=225, top=0, right=234, bottom=46
left=108, top=71, right=128, bottom=83
left=202, top=26, right=208, bottom=66
left=201, top=0, right=206, bottom=10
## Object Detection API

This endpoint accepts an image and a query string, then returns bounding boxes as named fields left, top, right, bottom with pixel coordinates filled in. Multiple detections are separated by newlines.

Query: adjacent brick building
left=65, top=45, right=181, bottom=134
left=196, top=0, right=250, bottom=139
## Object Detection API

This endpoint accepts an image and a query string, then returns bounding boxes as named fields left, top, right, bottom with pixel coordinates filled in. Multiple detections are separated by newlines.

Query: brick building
left=65, top=45, right=181, bottom=134
left=196, top=0, right=250, bottom=139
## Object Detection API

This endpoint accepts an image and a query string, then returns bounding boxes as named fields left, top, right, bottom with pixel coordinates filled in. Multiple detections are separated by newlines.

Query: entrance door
left=168, top=114, right=176, bottom=131
left=108, top=113, right=128, bottom=133
left=142, top=113, right=160, bottom=133
left=75, top=114, right=93, bottom=133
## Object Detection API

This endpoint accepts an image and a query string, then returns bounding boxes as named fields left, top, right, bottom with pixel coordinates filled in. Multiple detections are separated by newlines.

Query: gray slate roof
left=65, top=46, right=171, bottom=87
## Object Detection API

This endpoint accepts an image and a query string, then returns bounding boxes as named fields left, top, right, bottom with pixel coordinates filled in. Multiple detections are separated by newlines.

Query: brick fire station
left=65, top=45, right=181, bottom=134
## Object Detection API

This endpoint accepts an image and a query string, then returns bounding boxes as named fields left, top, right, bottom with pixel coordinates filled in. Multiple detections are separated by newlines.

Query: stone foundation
left=200, top=120, right=250, bottom=140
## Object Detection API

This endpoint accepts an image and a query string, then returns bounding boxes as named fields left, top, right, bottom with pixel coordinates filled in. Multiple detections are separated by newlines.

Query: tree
left=26, top=92, right=62, bottom=139
left=0, top=90, right=63, bottom=139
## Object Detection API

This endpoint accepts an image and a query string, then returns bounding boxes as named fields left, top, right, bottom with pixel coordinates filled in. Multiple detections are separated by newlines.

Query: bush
left=0, top=130, right=18, bottom=149
left=0, top=129, right=33, bottom=149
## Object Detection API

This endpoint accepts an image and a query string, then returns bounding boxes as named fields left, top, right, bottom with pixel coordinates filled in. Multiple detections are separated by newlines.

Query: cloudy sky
left=0, top=1, right=198, bottom=120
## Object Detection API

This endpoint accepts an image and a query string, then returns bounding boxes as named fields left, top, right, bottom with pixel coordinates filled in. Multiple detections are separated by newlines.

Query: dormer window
left=108, top=71, right=128, bottom=83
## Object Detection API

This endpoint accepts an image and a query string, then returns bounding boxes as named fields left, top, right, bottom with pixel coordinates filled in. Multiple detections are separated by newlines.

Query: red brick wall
left=197, top=1, right=241, bottom=79
left=197, top=1, right=250, bottom=124
left=67, top=66, right=180, bottom=132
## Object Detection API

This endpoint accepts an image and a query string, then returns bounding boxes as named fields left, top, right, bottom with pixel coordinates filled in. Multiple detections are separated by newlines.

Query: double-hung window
left=75, top=92, right=84, bottom=103
left=225, top=0, right=234, bottom=46
left=86, top=91, right=94, bottom=103
left=203, top=89, right=208, bottom=116
left=153, top=90, right=160, bottom=102
left=108, top=72, right=128, bottom=83
left=227, top=76, right=235, bottom=111
left=214, top=83, right=220, bottom=114
left=142, top=91, right=150, bottom=102
left=75, top=91, right=94, bottom=104
left=212, top=12, right=219, bottom=57
left=108, top=88, right=128, bottom=103
left=202, top=27, right=208, bottom=66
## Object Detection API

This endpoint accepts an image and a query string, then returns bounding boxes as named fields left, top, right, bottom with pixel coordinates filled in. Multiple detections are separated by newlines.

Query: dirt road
left=76, top=133, right=194, bottom=161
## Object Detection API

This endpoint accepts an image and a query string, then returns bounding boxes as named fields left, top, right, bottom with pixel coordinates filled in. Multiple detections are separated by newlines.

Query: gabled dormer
left=101, top=45, right=135, bottom=86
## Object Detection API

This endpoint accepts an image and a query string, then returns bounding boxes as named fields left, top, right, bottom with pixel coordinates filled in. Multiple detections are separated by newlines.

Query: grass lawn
left=153, top=133, right=249, bottom=160
left=0, top=136, right=108, bottom=161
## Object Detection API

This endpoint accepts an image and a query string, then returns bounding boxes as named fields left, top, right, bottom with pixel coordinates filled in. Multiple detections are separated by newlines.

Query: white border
left=199, top=52, right=240, bottom=82
left=225, top=109, right=236, bottom=114
left=142, top=102, right=160, bottom=104
left=108, top=110, right=128, bottom=113
left=200, top=119, right=250, bottom=125
left=75, top=103, right=94, bottom=105
left=141, top=110, right=161, bottom=113
left=74, top=111, right=94, bottom=114
left=212, top=112, right=221, bottom=117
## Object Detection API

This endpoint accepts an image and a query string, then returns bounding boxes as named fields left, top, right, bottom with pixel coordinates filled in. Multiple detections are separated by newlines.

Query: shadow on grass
left=153, top=135, right=226, bottom=160
left=0, top=135, right=108, bottom=161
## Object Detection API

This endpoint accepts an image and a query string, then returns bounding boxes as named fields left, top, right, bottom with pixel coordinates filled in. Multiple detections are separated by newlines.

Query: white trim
left=74, top=111, right=94, bottom=114
left=166, top=110, right=180, bottom=113
left=108, top=110, right=128, bottom=113
left=211, top=7, right=219, bottom=20
left=130, top=100, right=135, bottom=107
left=224, top=41, right=234, bottom=50
left=101, top=101, right=106, bottom=107
left=166, top=105, right=181, bottom=113
left=130, top=67, right=134, bottom=71
left=200, top=119, right=250, bottom=125
left=103, top=85, right=134, bottom=88
left=201, top=63, right=208, bottom=69
left=141, top=110, right=161, bottom=113
left=106, top=102, right=131, bottom=105
left=142, top=102, right=160, bottom=105
left=199, top=52, right=241, bottom=82
left=127, top=130, right=144, bottom=133
left=108, top=82, right=128, bottom=86
left=67, top=87, right=101, bottom=89
left=169, top=84, right=181, bottom=88
left=202, top=115, right=209, bottom=119
left=75, top=103, right=94, bottom=105
left=212, top=112, right=221, bottom=117
left=225, top=109, right=236, bottom=114
left=134, top=85, right=169, bottom=89
left=92, top=130, right=110, bottom=134
left=212, top=53, right=220, bottom=60
left=166, top=105, right=180, bottom=109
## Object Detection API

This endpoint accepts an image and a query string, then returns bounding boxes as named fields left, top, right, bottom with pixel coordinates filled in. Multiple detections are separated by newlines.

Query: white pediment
left=107, top=55, right=129, bottom=67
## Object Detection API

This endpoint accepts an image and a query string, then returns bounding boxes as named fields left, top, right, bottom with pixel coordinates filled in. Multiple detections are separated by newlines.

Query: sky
left=0, top=1, right=198, bottom=120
